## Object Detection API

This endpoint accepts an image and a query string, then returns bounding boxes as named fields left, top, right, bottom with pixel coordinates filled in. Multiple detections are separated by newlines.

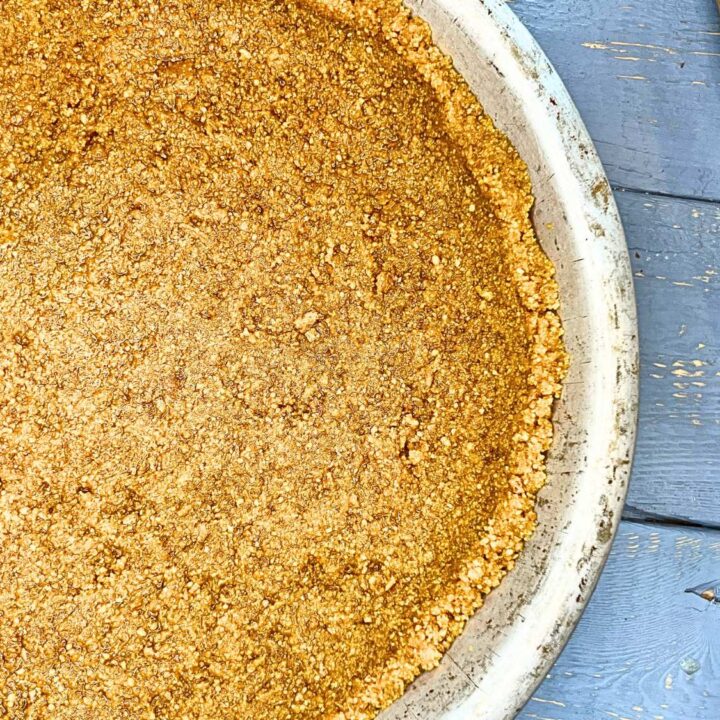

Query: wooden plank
left=520, top=521, right=720, bottom=720
left=615, top=190, right=720, bottom=527
left=510, top=0, right=720, bottom=202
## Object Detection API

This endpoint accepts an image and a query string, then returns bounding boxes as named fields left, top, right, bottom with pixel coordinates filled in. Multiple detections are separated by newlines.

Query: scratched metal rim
left=380, top=2, right=640, bottom=719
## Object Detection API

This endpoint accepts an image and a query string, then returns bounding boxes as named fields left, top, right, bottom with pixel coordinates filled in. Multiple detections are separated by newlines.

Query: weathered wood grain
left=520, top=521, right=720, bottom=720
left=510, top=0, right=720, bottom=202
left=615, top=190, right=720, bottom=527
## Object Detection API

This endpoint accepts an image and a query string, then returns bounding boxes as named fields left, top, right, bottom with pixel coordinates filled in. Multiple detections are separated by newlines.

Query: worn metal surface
left=378, top=1, right=640, bottom=718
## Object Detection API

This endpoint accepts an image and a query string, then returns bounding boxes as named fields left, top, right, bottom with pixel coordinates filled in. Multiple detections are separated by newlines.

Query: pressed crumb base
left=0, top=1, right=567, bottom=719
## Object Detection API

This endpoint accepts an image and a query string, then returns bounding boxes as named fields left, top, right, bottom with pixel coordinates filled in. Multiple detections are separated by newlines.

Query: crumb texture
left=0, top=1, right=566, bottom=719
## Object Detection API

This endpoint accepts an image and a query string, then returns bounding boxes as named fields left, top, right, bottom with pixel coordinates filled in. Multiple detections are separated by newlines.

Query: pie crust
left=0, top=2, right=566, bottom=718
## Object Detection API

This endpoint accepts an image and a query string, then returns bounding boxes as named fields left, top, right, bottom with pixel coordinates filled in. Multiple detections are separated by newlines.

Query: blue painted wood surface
left=510, top=0, right=720, bottom=202
left=520, top=523, right=720, bottom=720
left=510, top=0, right=720, bottom=716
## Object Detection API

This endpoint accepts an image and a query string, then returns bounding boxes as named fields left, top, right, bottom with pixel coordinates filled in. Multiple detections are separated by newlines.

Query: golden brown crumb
left=0, top=1, right=566, bottom=719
